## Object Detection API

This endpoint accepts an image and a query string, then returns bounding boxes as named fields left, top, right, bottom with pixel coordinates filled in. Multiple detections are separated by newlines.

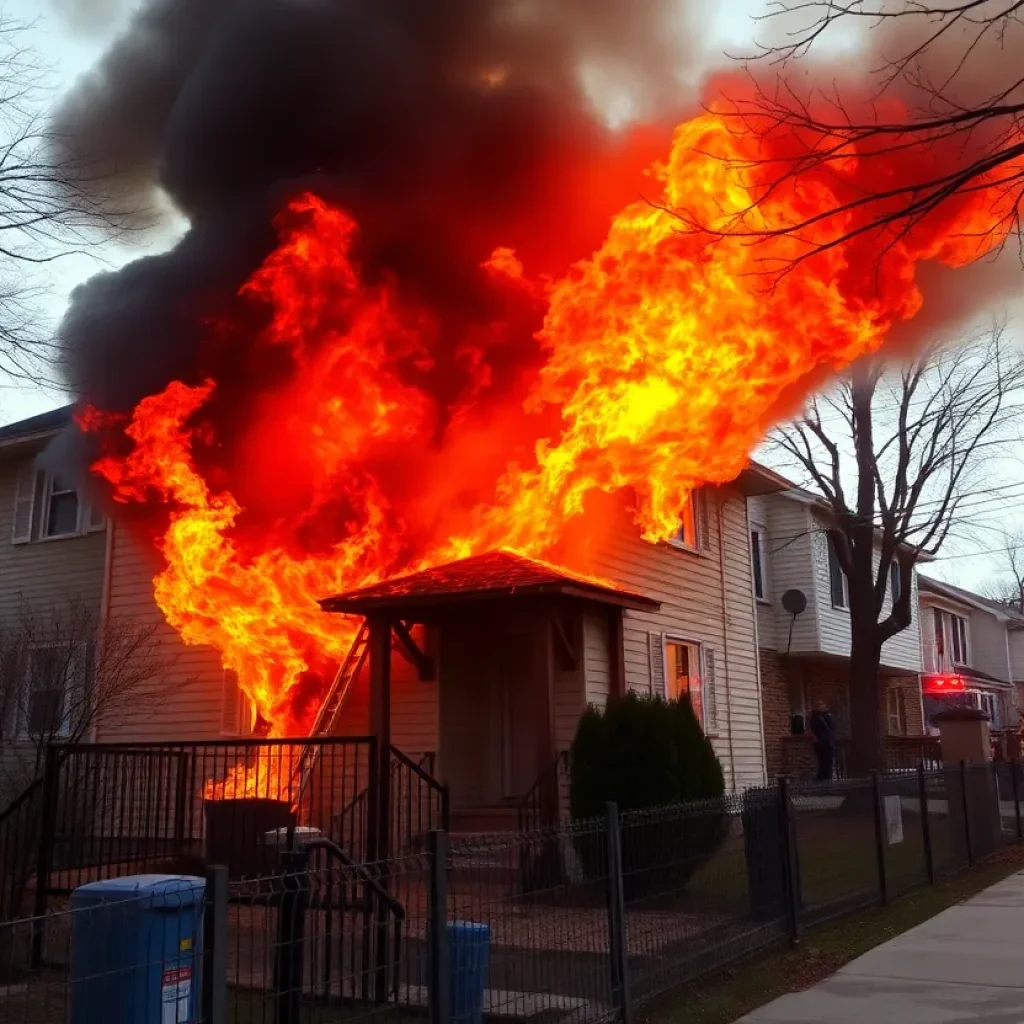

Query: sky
left=4, top=0, right=1022, bottom=596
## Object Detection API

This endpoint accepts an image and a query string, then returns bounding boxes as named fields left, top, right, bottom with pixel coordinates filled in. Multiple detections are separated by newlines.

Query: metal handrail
left=299, top=837, right=406, bottom=920
left=517, top=750, right=569, bottom=831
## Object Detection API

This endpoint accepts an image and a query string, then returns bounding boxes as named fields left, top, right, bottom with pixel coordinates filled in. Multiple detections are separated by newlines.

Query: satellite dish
left=782, top=589, right=807, bottom=616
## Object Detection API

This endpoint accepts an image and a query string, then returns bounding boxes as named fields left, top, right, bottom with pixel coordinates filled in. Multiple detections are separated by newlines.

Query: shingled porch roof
left=319, top=550, right=660, bottom=615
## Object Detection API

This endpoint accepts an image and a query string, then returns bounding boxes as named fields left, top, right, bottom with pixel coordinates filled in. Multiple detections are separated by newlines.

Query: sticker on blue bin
left=161, top=966, right=192, bottom=1024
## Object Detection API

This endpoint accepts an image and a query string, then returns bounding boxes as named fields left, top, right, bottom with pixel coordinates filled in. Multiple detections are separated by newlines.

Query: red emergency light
left=922, top=673, right=966, bottom=695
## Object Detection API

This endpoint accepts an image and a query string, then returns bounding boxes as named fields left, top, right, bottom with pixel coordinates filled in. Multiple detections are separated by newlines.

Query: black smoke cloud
left=56, top=0, right=699, bottom=420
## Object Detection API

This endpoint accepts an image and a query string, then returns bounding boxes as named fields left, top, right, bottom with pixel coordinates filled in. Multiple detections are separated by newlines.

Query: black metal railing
left=517, top=749, right=569, bottom=832
left=2, top=761, right=1023, bottom=1024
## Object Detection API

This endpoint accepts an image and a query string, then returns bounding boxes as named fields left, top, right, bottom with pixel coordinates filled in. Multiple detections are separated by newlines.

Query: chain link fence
left=0, top=761, right=1020, bottom=1024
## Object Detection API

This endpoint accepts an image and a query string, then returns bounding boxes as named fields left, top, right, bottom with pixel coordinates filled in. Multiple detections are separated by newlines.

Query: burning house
left=10, top=0, right=1021, bottom=861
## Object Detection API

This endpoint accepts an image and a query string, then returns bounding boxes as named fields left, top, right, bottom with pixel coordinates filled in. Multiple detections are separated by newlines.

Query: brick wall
left=761, top=651, right=926, bottom=780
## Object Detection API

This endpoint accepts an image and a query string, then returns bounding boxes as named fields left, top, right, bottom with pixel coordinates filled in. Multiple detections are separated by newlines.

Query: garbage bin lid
left=263, top=826, right=321, bottom=846
left=447, top=921, right=491, bottom=938
left=72, top=874, right=206, bottom=909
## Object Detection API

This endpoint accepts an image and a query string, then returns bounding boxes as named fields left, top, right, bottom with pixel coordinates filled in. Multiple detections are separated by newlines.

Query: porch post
left=368, top=613, right=393, bottom=861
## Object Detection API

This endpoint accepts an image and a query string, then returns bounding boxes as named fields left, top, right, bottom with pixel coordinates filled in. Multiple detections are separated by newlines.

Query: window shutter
left=827, top=536, right=846, bottom=607
left=698, top=489, right=711, bottom=553
left=12, top=466, right=36, bottom=544
left=221, top=669, right=241, bottom=733
left=703, top=648, right=718, bottom=734
left=648, top=631, right=665, bottom=695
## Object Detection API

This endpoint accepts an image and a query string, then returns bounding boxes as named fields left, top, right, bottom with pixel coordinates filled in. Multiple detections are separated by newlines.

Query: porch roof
left=319, top=550, right=661, bottom=615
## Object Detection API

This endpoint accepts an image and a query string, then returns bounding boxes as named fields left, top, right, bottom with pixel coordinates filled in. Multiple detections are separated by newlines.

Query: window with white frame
left=20, top=644, right=83, bottom=739
left=827, top=535, right=849, bottom=609
left=950, top=614, right=969, bottom=665
left=220, top=669, right=253, bottom=735
left=886, top=687, right=907, bottom=735
left=668, top=493, right=699, bottom=551
left=11, top=465, right=105, bottom=545
left=42, top=473, right=81, bottom=539
left=750, top=525, right=768, bottom=601
left=664, top=638, right=704, bottom=726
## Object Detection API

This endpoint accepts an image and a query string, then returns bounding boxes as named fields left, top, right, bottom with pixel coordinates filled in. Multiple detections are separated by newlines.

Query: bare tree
left=769, top=326, right=1024, bottom=774
left=983, top=527, right=1024, bottom=611
left=0, top=598, right=176, bottom=920
left=677, top=1, right=1024, bottom=265
left=0, top=16, right=133, bottom=387
left=0, top=597, right=173, bottom=797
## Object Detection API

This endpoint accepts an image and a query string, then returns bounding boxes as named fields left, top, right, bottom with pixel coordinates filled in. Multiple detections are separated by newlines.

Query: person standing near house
left=808, top=700, right=837, bottom=781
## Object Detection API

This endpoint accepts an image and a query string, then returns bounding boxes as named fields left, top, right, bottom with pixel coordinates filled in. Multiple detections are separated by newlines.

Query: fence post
left=428, top=830, right=450, bottom=1024
left=1011, top=758, right=1022, bottom=841
left=274, top=847, right=310, bottom=1024
left=871, top=771, right=888, bottom=906
left=30, top=744, right=61, bottom=968
left=777, top=777, right=800, bottom=945
left=605, top=802, right=632, bottom=1024
left=917, top=764, right=935, bottom=886
left=173, top=754, right=189, bottom=861
left=202, top=864, right=228, bottom=1024
left=959, top=760, right=973, bottom=867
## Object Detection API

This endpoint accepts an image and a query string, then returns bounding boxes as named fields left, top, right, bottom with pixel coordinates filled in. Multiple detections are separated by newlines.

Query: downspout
left=716, top=490, right=738, bottom=792
left=89, top=518, right=115, bottom=743
left=1004, top=625, right=1015, bottom=720
left=746, top=497, right=768, bottom=785
left=916, top=587, right=927, bottom=734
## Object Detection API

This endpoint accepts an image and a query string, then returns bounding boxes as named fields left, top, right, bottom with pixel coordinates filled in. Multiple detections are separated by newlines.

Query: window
left=20, top=645, right=82, bottom=739
left=886, top=687, right=907, bottom=735
left=750, top=526, right=768, bottom=601
left=664, top=638, right=704, bottom=726
left=42, top=473, right=80, bottom=539
left=890, top=562, right=902, bottom=604
left=668, top=493, right=699, bottom=551
left=951, top=614, right=968, bottom=665
left=933, top=608, right=945, bottom=659
left=827, top=535, right=848, bottom=609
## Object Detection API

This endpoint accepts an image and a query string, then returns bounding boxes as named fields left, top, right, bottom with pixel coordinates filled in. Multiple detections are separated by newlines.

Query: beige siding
left=582, top=609, right=610, bottom=707
left=763, top=497, right=820, bottom=654
left=589, top=486, right=766, bottom=790
left=967, top=609, right=1011, bottom=684
left=0, top=453, right=106, bottom=625
left=1009, top=631, right=1024, bottom=683
left=99, top=522, right=225, bottom=741
left=809, top=512, right=922, bottom=672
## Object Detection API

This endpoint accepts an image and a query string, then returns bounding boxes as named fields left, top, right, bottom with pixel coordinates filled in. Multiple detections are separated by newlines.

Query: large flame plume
left=82, top=102, right=1021, bottom=739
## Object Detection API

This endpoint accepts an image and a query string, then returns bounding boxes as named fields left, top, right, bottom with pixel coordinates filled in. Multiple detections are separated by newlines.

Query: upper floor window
left=827, top=535, right=849, bottom=609
left=750, top=525, right=768, bottom=601
left=668, top=493, right=700, bottom=552
left=890, top=562, right=902, bottom=604
left=43, top=473, right=80, bottom=539
left=951, top=614, right=968, bottom=665
left=11, top=467, right=104, bottom=545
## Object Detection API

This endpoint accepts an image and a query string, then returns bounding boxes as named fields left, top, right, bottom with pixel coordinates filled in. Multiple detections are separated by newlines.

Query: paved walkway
left=739, top=869, right=1024, bottom=1023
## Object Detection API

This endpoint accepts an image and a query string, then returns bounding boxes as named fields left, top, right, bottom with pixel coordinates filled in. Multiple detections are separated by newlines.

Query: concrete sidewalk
left=739, top=869, right=1024, bottom=1023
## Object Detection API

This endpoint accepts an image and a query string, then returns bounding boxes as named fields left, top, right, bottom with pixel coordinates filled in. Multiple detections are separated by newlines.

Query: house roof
left=319, top=550, right=661, bottom=615
left=918, top=575, right=1024, bottom=625
left=0, top=405, right=72, bottom=451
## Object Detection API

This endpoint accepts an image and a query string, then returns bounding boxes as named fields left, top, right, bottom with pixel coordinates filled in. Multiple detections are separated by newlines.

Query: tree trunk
left=847, top=626, right=885, bottom=777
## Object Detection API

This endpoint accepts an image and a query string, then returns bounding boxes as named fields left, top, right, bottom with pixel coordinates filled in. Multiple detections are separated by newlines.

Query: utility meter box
left=70, top=874, right=205, bottom=1024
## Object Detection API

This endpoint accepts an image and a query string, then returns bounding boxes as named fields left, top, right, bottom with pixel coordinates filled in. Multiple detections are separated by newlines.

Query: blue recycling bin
left=70, top=874, right=205, bottom=1024
left=448, top=921, right=490, bottom=1024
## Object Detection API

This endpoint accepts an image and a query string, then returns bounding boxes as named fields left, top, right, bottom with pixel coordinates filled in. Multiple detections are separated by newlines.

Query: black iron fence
left=0, top=760, right=1021, bottom=1024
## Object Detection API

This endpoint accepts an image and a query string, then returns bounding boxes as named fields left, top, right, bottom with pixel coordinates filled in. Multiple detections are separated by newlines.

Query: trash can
left=70, top=874, right=205, bottom=1024
left=205, top=798, right=295, bottom=878
left=448, top=920, right=490, bottom=1024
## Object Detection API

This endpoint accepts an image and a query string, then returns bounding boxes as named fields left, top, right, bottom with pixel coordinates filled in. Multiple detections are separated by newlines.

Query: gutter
left=716, top=490, right=738, bottom=792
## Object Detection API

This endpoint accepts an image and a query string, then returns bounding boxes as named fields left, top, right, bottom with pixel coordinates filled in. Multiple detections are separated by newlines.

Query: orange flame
left=88, top=108, right=1021, bottom=743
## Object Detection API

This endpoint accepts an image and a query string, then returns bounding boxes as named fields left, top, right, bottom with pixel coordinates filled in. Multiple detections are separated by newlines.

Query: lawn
left=637, top=843, right=1024, bottom=1024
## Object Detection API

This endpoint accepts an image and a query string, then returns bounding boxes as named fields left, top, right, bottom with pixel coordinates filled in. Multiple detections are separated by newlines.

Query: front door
left=496, top=636, right=537, bottom=800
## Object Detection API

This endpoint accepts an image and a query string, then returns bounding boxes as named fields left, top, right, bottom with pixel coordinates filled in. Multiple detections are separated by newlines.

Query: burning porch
left=318, top=549, right=659, bottom=841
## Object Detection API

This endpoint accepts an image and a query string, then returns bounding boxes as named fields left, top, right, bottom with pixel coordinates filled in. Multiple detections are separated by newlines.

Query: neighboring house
left=748, top=472, right=925, bottom=780
left=0, top=407, right=107, bottom=796
left=917, top=576, right=1022, bottom=745
left=0, top=407, right=775, bottom=822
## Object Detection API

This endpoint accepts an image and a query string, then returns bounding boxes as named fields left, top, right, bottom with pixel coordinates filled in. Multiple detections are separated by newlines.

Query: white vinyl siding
left=590, top=486, right=765, bottom=789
